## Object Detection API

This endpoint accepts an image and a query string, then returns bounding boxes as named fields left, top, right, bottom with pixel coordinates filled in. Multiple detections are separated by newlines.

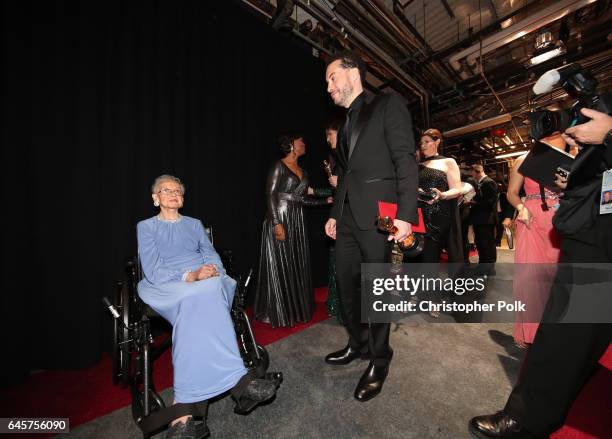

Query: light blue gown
left=137, top=215, right=247, bottom=403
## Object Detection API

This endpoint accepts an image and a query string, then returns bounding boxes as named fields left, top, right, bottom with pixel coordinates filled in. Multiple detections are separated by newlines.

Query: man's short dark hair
left=326, top=119, right=343, bottom=132
left=326, top=51, right=366, bottom=84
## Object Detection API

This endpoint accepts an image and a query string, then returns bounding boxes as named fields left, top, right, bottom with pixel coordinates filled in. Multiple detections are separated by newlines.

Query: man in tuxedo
left=459, top=161, right=478, bottom=262
left=468, top=164, right=498, bottom=274
left=469, top=108, right=612, bottom=438
left=323, top=51, right=418, bottom=402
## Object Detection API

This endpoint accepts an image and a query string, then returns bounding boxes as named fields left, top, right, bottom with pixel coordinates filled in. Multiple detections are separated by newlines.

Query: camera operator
left=469, top=107, right=612, bottom=438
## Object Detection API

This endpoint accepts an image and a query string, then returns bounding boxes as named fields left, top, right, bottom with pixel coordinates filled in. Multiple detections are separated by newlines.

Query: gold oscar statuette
left=376, top=216, right=424, bottom=257
left=323, top=160, right=333, bottom=179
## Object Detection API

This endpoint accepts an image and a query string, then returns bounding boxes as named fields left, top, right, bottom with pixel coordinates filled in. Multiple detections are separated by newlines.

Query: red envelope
left=377, top=201, right=426, bottom=233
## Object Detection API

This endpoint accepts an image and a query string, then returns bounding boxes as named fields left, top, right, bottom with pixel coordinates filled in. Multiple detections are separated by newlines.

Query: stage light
left=495, top=151, right=527, bottom=159
left=525, top=30, right=566, bottom=68
left=526, top=46, right=566, bottom=67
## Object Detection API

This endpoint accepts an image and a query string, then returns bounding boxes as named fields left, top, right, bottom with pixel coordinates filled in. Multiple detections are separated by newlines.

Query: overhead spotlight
left=495, top=151, right=526, bottom=159
left=271, top=0, right=296, bottom=31
left=525, top=30, right=566, bottom=68
left=480, top=139, right=493, bottom=149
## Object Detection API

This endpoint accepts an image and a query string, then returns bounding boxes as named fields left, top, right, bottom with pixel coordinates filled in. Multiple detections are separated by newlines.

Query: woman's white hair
left=151, top=174, right=185, bottom=194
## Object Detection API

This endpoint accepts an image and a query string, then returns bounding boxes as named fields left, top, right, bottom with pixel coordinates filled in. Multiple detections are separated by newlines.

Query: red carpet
left=1, top=286, right=610, bottom=438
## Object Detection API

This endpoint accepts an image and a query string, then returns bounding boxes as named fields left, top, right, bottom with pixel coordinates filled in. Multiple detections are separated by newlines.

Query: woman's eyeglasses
left=158, top=188, right=184, bottom=196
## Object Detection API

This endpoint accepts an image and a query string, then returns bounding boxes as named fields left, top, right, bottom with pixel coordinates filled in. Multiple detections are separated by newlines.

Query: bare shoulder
left=444, top=158, right=459, bottom=169
left=513, top=153, right=528, bottom=166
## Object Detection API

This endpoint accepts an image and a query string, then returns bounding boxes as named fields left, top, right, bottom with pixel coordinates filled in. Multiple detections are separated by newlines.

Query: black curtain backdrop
left=1, top=0, right=341, bottom=385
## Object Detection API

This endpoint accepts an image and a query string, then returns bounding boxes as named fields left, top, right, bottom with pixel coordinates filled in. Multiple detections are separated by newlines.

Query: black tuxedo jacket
left=469, top=175, right=498, bottom=225
left=330, top=92, right=418, bottom=230
left=499, top=192, right=515, bottom=220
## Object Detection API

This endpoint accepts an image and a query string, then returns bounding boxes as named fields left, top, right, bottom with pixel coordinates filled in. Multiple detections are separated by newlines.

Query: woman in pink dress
left=506, top=135, right=570, bottom=347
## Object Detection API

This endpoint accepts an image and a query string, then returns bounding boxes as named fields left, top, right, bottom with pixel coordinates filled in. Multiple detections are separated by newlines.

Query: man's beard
left=336, top=84, right=353, bottom=107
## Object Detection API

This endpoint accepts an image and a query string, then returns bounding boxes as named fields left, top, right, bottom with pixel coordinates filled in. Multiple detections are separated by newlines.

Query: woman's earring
left=154, top=200, right=160, bottom=207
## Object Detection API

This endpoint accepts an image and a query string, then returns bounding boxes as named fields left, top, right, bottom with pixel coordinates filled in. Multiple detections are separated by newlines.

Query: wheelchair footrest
left=194, top=421, right=210, bottom=439
left=138, top=401, right=209, bottom=437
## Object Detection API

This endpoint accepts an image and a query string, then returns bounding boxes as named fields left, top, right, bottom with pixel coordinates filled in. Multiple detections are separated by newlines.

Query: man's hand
left=564, top=108, right=612, bottom=145
left=388, top=219, right=412, bottom=242
left=560, top=133, right=579, bottom=150
left=274, top=223, right=286, bottom=241
left=554, top=172, right=568, bottom=190
left=325, top=218, right=337, bottom=240
left=502, top=218, right=512, bottom=228
left=196, top=264, right=218, bottom=281
left=329, top=176, right=338, bottom=188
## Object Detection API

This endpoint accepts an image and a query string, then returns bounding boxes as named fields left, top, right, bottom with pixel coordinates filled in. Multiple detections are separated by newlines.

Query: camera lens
left=529, top=110, right=571, bottom=140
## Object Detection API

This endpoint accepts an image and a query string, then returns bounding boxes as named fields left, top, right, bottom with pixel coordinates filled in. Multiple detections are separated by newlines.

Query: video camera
left=529, top=63, right=612, bottom=140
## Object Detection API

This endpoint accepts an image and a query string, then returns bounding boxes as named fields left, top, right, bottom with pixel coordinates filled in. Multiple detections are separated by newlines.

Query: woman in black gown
left=418, top=128, right=464, bottom=263
left=415, top=129, right=464, bottom=317
left=255, top=134, right=330, bottom=327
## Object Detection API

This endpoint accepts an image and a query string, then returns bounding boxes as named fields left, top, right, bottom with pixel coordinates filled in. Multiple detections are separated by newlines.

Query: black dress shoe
left=354, top=362, right=388, bottom=402
left=325, top=345, right=369, bottom=365
left=469, top=411, right=540, bottom=439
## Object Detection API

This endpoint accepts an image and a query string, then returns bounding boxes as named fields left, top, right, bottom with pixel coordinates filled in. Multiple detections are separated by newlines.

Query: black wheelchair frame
left=102, top=231, right=272, bottom=438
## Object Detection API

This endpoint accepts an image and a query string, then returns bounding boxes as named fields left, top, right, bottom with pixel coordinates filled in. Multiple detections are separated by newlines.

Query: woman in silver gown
left=255, top=134, right=330, bottom=327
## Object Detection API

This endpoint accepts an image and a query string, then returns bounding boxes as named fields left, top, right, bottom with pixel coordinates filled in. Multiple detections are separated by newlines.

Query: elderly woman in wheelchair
left=137, top=174, right=280, bottom=437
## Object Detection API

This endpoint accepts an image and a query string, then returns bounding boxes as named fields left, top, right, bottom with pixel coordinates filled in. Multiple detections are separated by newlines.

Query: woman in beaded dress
left=417, top=129, right=464, bottom=264
left=505, top=134, right=573, bottom=347
left=255, top=135, right=331, bottom=327
left=413, top=129, right=464, bottom=317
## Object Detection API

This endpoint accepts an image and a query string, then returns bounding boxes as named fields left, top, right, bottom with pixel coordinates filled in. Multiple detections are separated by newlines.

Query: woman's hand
left=326, top=196, right=333, bottom=204
left=196, top=264, right=218, bottom=281
left=421, top=188, right=442, bottom=205
left=308, top=187, right=314, bottom=195
left=553, top=172, right=568, bottom=190
left=502, top=218, right=512, bottom=228
left=329, top=176, right=338, bottom=188
left=431, top=188, right=444, bottom=203
left=274, top=223, right=286, bottom=241
left=185, top=271, right=199, bottom=282
left=516, top=205, right=532, bottom=228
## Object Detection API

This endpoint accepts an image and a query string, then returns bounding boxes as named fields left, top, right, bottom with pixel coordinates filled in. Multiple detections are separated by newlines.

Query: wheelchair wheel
left=113, top=282, right=131, bottom=387
left=131, top=387, right=165, bottom=423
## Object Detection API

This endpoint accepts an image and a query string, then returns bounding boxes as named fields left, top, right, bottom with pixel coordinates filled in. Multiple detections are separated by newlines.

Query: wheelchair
left=102, top=227, right=279, bottom=438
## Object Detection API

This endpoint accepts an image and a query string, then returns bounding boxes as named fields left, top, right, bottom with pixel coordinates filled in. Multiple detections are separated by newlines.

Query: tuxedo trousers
left=473, top=223, right=497, bottom=264
left=335, top=202, right=393, bottom=365
left=504, top=212, right=612, bottom=435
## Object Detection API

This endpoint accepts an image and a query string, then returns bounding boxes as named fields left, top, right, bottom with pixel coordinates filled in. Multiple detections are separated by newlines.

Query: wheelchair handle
left=244, top=268, right=253, bottom=289
left=102, top=296, right=120, bottom=319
